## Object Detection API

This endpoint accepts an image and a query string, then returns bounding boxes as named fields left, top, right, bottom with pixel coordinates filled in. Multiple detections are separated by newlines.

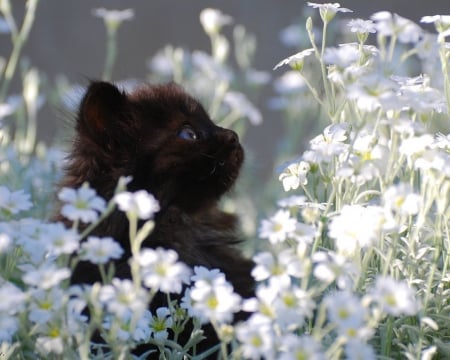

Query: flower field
left=0, top=1, right=449, bottom=359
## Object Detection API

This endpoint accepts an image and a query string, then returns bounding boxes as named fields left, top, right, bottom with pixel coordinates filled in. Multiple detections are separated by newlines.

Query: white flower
left=58, top=185, right=106, bottom=223
left=223, top=91, right=262, bottom=125
left=0, top=186, right=32, bottom=215
left=278, top=334, right=325, bottom=360
left=313, top=251, right=359, bottom=290
left=278, top=160, right=310, bottom=191
left=186, top=276, right=241, bottom=324
left=190, top=266, right=226, bottom=286
left=399, top=134, right=434, bottom=159
left=328, top=205, right=384, bottom=255
left=371, top=11, right=422, bottom=43
left=345, top=340, right=376, bottom=360
left=114, top=190, right=160, bottom=219
left=324, top=291, right=368, bottom=337
left=370, top=276, right=419, bottom=316
left=79, top=236, right=123, bottom=264
left=137, top=247, right=191, bottom=293
left=307, top=3, right=352, bottom=22
left=35, top=332, right=64, bottom=355
left=199, top=8, right=232, bottom=35
left=0, top=282, right=26, bottom=314
left=0, top=315, right=19, bottom=343
left=252, top=249, right=305, bottom=287
left=14, top=219, right=49, bottom=264
left=0, top=232, right=11, bottom=254
left=291, top=222, right=317, bottom=245
left=22, top=263, right=70, bottom=290
left=347, top=18, right=376, bottom=34
left=259, top=209, right=297, bottom=244
left=324, top=45, right=360, bottom=67
left=273, top=48, right=314, bottom=70
left=383, top=183, right=422, bottom=216
left=45, top=223, right=79, bottom=256
left=279, top=24, right=305, bottom=48
left=306, top=123, right=350, bottom=163
left=149, top=307, right=173, bottom=341
left=236, top=314, right=275, bottom=360
left=29, top=288, right=64, bottom=324
left=98, top=278, right=147, bottom=318
left=273, top=284, right=315, bottom=331
left=421, top=15, right=450, bottom=32
left=346, top=74, right=396, bottom=111
left=273, top=71, right=307, bottom=94
left=92, top=8, right=134, bottom=28
left=277, top=195, right=307, bottom=208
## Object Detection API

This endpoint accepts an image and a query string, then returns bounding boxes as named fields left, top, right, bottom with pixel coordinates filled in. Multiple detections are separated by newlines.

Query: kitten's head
left=67, top=81, right=244, bottom=212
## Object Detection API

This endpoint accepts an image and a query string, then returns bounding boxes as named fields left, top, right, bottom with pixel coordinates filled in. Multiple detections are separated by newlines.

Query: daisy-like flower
left=306, top=123, right=350, bottom=163
left=324, top=45, right=360, bottom=68
left=273, top=284, right=315, bottom=331
left=0, top=282, right=26, bottom=314
left=273, top=48, right=314, bottom=71
left=199, top=8, right=233, bottom=36
left=149, top=307, right=173, bottom=341
left=58, top=185, right=106, bottom=223
left=35, top=325, right=65, bottom=355
left=313, top=251, right=359, bottom=290
left=29, top=288, right=64, bottom=324
left=190, top=266, right=226, bottom=286
left=324, top=290, right=368, bottom=337
left=370, top=276, right=419, bottom=316
left=98, top=278, right=147, bottom=318
left=22, top=263, right=71, bottom=290
left=346, top=73, right=397, bottom=112
left=0, top=232, right=12, bottom=254
left=252, top=249, right=306, bottom=287
left=278, top=334, right=326, bottom=360
left=348, top=18, right=377, bottom=34
left=278, top=160, right=310, bottom=192
left=45, top=223, right=79, bottom=256
left=345, top=340, right=376, bottom=360
left=79, top=236, right=123, bottom=265
left=0, top=186, right=32, bottom=216
left=399, top=134, right=434, bottom=160
left=307, top=3, right=352, bottom=23
left=383, top=183, right=422, bottom=216
left=114, top=190, right=160, bottom=220
left=137, top=247, right=191, bottom=293
left=223, top=91, right=262, bottom=125
left=371, top=11, right=422, bottom=43
left=186, top=276, right=241, bottom=324
left=235, top=314, right=275, bottom=360
left=0, top=315, right=19, bottom=343
left=92, top=8, right=134, bottom=30
left=328, top=205, right=385, bottom=256
left=421, top=15, right=450, bottom=32
left=259, top=209, right=297, bottom=244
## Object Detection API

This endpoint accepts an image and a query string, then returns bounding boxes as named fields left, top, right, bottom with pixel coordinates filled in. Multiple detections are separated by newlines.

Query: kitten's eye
left=177, top=126, right=198, bottom=141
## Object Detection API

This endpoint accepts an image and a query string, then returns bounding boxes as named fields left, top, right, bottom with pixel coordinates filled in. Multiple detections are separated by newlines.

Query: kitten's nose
left=218, top=128, right=239, bottom=146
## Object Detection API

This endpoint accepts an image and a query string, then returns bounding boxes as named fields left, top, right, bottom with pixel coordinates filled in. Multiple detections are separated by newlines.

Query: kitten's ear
left=77, top=81, right=128, bottom=142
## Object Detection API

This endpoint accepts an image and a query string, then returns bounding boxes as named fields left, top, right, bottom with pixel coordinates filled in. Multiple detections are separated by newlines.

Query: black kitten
left=55, top=81, right=254, bottom=355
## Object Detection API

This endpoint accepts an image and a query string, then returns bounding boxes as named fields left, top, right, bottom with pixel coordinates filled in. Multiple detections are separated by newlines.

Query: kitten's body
left=55, top=81, right=254, bottom=355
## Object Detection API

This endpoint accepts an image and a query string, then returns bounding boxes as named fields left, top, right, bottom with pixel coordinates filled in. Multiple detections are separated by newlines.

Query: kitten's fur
left=55, top=81, right=254, bottom=355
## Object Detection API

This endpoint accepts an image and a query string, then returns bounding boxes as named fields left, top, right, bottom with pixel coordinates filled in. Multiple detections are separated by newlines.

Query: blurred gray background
left=1, top=0, right=449, bottom=178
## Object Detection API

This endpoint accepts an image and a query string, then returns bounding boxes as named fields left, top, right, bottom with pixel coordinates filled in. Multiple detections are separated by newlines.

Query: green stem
left=0, top=0, right=39, bottom=102
left=102, top=27, right=118, bottom=81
